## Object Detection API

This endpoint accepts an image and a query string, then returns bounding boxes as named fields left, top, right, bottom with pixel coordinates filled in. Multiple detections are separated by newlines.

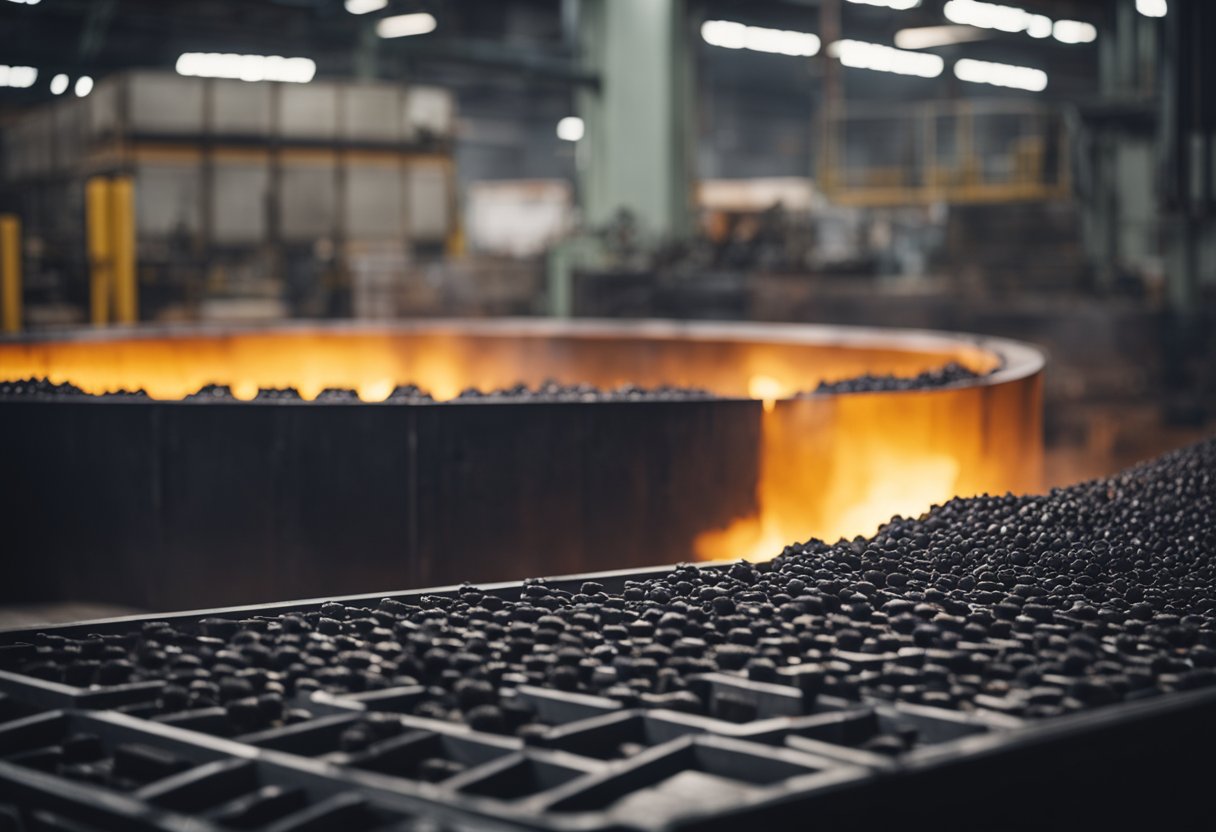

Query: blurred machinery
left=1, top=71, right=457, bottom=325
left=819, top=99, right=1069, bottom=207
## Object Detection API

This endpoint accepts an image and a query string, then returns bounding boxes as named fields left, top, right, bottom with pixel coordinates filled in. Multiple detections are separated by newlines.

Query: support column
left=86, top=175, right=139, bottom=326
left=0, top=214, right=20, bottom=333
left=86, top=177, right=113, bottom=326
left=111, top=175, right=138, bottom=324
left=577, top=0, right=694, bottom=240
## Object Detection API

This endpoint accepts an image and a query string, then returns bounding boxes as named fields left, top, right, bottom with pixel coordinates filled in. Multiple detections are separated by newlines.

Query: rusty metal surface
left=1, top=397, right=760, bottom=610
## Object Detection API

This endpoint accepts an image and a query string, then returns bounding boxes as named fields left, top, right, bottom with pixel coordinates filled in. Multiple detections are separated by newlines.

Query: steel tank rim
left=0, top=318, right=1045, bottom=402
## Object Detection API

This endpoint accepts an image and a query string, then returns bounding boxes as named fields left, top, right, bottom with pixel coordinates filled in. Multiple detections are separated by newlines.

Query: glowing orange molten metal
left=696, top=379, right=1042, bottom=562
left=0, top=321, right=1042, bottom=564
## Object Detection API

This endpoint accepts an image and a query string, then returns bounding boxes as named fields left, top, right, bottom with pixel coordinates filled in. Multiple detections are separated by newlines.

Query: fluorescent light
left=376, top=12, right=438, bottom=39
left=944, top=0, right=1034, bottom=33
left=1052, top=20, right=1096, bottom=44
left=954, top=57, right=1047, bottom=91
left=829, top=39, right=944, bottom=78
left=0, top=65, right=38, bottom=89
left=1137, top=0, right=1167, bottom=17
left=344, top=0, right=387, bottom=14
left=846, top=0, right=921, bottom=9
left=701, top=20, right=821, bottom=57
left=944, top=1, right=1094, bottom=44
left=895, top=25, right=988, bottom=50
left=49, top=73, right=69, bottom=95
left=74, top=75, right=93, bottom=97
left=1026, top=14, right=1053, bottom=38
left=175, top=53, right=316, bottom=83
left=556, top=116, right=584, bottom=142
left=5, top=0, right=43, bottom=5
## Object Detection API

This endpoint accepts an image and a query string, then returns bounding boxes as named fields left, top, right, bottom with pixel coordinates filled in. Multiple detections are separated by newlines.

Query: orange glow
left=747, top=375, right=787, bottom=413
left=0, top=322, right=1005, bottom=402
left=697, top=380, right=1043, bottom=562
left=357, top=378, right=396, bottom=403
left=0, top=321, right=1042, bottom=562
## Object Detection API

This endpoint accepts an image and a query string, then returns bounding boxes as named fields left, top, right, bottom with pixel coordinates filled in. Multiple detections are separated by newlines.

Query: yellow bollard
left=110, top=176, right=138, bottom=325
left=86, top=177, right=113, bottom=326
left=0, top=215, right=20, bottom=333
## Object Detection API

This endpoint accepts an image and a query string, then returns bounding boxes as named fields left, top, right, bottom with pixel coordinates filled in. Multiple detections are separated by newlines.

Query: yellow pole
left=110, top=175, right=138, bottom=324
left=86, top=177, right=113, bottom=325
left=0, top=215, right=20, bottom=333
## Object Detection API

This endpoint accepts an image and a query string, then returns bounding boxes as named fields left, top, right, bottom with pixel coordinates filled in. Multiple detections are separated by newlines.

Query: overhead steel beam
left=396, top=39, right=600, bottom=89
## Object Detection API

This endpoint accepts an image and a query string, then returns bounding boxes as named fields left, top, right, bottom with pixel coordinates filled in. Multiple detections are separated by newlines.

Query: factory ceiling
left=0, top=0, right=1103, bottom=112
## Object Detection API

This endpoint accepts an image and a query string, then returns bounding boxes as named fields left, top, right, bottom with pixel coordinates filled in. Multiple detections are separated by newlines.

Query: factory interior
left=1, top=0, right=1215, bottom=828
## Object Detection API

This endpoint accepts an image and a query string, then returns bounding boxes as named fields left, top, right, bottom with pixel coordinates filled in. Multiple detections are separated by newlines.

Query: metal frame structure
left=0, top=563, right=1213, bottom=830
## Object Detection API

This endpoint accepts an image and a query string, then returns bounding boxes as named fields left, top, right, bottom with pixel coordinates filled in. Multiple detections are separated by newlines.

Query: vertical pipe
left=110, top=175, right=138, bottom=324
left=819, top=0, right=842, bottom=193
left=958, top=101, right=975, bottom=186
left=0, top=215, right=20, bottom=333
left=86, top=177, right=113, bottom=326
left=923, top=103, right=936, bottom=196
left=577, top=0, right=691, bottom=237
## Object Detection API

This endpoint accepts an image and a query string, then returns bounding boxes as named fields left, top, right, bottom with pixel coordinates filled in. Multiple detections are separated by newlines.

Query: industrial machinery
left=0, top=71, right=457, bottom=326
left=0, top=320, right=1041, bottom=610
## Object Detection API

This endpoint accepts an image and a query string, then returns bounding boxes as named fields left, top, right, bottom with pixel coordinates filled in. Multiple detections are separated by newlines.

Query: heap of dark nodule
left=0, top=378, right=86, bottom=397
left=0, top=377, right=710, bottom=403
left=0, top=363, right=986, bottom=403
left=809, top=362, right=986, bottom=395
left=184, top=384, right=436, bottom=403
left=6, top=439, right=1214, bottom=740
left=0, top=378, right=147, bottom=398
left=456, top=379, right=715, bottom=402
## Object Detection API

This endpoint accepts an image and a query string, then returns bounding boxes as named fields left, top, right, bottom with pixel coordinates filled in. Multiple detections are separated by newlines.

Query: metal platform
left=1, top=565, right=1212, bottom=831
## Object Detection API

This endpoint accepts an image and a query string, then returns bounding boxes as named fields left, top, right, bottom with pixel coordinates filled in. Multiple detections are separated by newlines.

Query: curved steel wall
left=0, top=320, right=1043, bottom=610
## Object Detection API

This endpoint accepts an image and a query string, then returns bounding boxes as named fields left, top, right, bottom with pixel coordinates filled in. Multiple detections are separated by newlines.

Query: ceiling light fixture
left=556, top=116, right=584, bottom=142
left=344, top=0, right=388, bottom=14
left=944, top=0, right=1088, bottom=43
left=701, top=20, right=821, bottom=57
left=954, top=57, right=1047, bottom=91
left=175, top=53, right=316, bottom=83
left=1052, top=20, right=1097, bottom=44
left=1136, top=0, right=1167, bottom=17
left=894, top=25, right=988, bottom=50
left=829, top=39, right=944, bottom=78
left=376, top=12, right=439, bottom=39
left=845, top=0, right=921, bottom=10
left=0, top=65, right=38, bottom=89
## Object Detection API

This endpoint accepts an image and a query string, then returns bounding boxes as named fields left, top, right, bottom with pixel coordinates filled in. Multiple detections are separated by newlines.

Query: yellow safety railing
left=818, top=100, right=1070, bottom=207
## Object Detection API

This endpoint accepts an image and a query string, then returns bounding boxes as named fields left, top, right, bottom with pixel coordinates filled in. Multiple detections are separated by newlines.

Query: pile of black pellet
left=0, top=378, right=148, bottom=398
left=0, top=364, right=989, bottom=403
left=185, top=384, right=236, bottom=401
left=0, top=378, right=85, bottom=397
left=809, top=362, right=986, bottom=395
left=0, top=377, right=710, bottom=402
left=183, top=384, right=435, bottom=403
left=6, top=439, right=1213, bottom=735
left=455, top=379, right=716, bottom=402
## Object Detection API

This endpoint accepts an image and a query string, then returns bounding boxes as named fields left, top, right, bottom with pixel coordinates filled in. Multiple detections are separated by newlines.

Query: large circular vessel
left=0, top=320, right=1043, bottom=609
